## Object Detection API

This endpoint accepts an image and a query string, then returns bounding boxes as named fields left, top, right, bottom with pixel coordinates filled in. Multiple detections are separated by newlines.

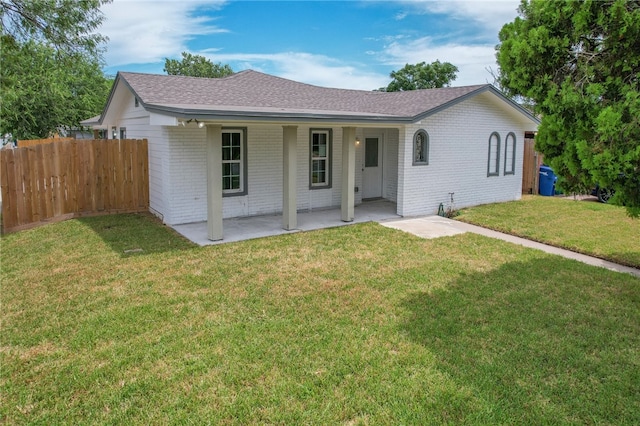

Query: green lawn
left=457, top=195, right=640, bottom=268
left=2, top=213, right=639, bottom=424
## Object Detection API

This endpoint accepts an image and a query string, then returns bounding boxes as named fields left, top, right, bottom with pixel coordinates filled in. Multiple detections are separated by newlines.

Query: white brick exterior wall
left=165, top=127, right=207, bottom=224
left=397, top=92, right=530, bottom=217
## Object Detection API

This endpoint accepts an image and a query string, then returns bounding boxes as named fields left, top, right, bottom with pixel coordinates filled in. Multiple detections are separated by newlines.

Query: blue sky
left=100, top=0, right=521, bottom=90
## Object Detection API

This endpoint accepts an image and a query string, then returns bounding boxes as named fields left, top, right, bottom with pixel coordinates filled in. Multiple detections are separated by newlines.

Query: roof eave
left=86, top=72, right=122, bottom=126
left=93, top=73, right=121, bottom=125
left=80, top=115, right=102, bottom=126
left=491, top=86, right=541, bottom=124
left=144, top=104, right=413, bottom=125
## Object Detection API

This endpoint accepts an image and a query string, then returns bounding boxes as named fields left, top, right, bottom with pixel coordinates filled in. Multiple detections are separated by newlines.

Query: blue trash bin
left=539, top=165, right=556, bottom=196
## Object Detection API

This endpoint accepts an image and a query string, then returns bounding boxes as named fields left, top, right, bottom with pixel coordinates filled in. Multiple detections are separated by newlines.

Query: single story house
left=83, top=70, right=539, bottom=241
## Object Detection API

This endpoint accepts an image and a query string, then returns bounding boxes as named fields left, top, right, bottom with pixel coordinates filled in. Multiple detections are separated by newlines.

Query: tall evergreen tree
left=497, top=0, right=640, bottom=216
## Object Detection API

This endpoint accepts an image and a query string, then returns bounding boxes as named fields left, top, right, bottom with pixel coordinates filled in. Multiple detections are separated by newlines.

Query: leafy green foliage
left=0, top=0, right=111, bottom=56
left=0, top=0, right=112, bottom=138
left=381, top=60, right=458, bottom=92
left=163, top=52, right=234, bottom=78
left=0, top=35, right=112, bottom=139
left=497, top=0, right=640, bottom=216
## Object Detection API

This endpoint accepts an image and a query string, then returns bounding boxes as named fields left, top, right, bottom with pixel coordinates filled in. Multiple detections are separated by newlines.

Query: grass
left=1, top=212, right=639, bottom=424
left=456, top=195, right=640, bottom=268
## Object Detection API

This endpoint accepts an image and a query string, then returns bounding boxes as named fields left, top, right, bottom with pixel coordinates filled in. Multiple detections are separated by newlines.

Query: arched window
left=413, top=129, right=429, bottom=165
left=504, top=132, right=516, bottom=175
left=487, top=132, right=501, bottom=177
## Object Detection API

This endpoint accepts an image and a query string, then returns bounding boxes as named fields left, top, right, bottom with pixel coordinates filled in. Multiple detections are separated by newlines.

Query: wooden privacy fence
left=522, top=135, right=543, bottom=195
left=1, top=139, right=149, bottom=233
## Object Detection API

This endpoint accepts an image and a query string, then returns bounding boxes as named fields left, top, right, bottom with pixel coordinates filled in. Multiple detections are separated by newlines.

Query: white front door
left=363, top=136, right=383, bottom=199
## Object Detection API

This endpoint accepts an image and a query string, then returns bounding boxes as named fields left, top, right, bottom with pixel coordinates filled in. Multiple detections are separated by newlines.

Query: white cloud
left=200, top=51, right=389, bottom=90
left=100, top=0, right=227, bottom=66
left=380, top=36, right=498, bottom=86
left=402, top=0, right=521, bottom=37
left=371, top=1, right=521, bottom=86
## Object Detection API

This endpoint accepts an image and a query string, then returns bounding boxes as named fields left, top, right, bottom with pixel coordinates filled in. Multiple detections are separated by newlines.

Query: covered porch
left=172, top=199, right=399, bottom=245
left=202, top=124, right=399, bottom=242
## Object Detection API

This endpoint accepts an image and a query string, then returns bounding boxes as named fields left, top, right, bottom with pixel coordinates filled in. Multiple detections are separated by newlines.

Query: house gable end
left=96, top=73, right=149, bottom=126
left=410, top=85, right=539, bottom=126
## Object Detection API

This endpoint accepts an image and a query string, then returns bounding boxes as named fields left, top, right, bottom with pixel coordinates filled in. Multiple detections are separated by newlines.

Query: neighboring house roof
left=93, top=70, right=540, bottom=125
left=80, top=115, right=101, bottom=126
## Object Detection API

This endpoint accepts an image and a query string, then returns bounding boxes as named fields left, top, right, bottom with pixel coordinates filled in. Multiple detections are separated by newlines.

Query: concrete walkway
left=380, top=215, right=640, bottom=278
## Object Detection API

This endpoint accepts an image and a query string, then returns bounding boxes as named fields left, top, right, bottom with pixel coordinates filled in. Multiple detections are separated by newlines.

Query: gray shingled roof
left=105, top=70, right=537, bottom=124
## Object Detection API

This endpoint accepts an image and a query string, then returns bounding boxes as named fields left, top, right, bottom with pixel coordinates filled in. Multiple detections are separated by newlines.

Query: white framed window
left=310, top=129, right=332, bottom=189
left=413, top=129, right=429, bottom=165
left=222, top=129, right=247, bottom=196
left=487, top=131, right=501, bottom=177
left=504, top=132, right=516, bottom=175
left=119, top=127, right=127, bottom=139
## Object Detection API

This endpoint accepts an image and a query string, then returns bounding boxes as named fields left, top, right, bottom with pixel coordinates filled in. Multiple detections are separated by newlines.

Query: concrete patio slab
left=172, top=199, right=399, bottom=246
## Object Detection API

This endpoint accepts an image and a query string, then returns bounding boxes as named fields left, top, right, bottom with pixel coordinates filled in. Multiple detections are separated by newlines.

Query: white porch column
left=396, top=126, right=409, bottom=216
left=282, top=126, right=298, bottom=230
left=206, top=124, right=223, bottom=240
left=341, top=127, right=356, bottom=222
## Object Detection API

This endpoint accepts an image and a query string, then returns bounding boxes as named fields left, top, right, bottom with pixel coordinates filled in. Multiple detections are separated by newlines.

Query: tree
left=0, top=35, right=112, bottom=139
left=164, top=52, right=234, bottom=78
left=497, top=0, right=640, bottom=216
left=0, top=0, right=112, bottom=138
left=381, top=60, right=458, bottom=92
left=0, top=0, right=111, bottom=56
